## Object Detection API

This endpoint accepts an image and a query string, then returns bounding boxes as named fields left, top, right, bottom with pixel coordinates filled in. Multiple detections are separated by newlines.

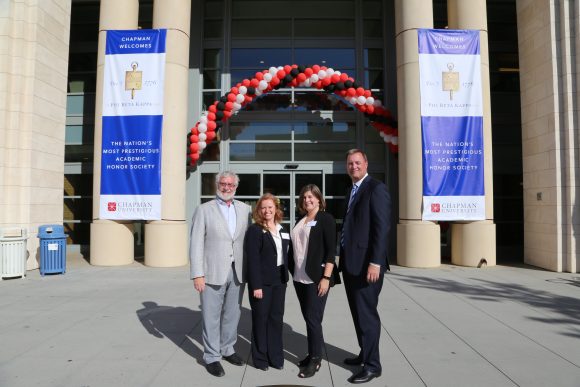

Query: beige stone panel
left=30, top=167, right=61, bottom=188
left=0, top=203, right=28, bottom=224
left=536, top=95, right=558, bottom=122
left=30, top=152, right=64, bottom=174
left=31, top=131, right=65, bottom=156
left=524, top=220, right=557, bottom=235
left=3, top=165, right=30, bottom=186
left=35, top=26, right=68, bottom=59
left=396, top=62, right=422, bottom=220
left=451, top=222, right=496, bottom=267
left=90, top=220, right=134, bottom=266
left=33, top=68, right=69, bottom=102
left=144, top=221, right=188, bottom=267
left=520, top=102, right=538, bottom=125
left=522, top=151, right=552, bottom=173
left=396, top=222, right=440, bottom=267
left=29, top=187, right=61, bottom=205
left=524, top=186, right=557, bottom=205
left=395, top=30, right=419, bottom=67
left=394, top=0, right=433, bottom=33
left=524, top=246, right=561, bottom=272
left=164, top=31, right=190, bottom=67
left=522, top=116, right=552, bottom=142
left=98, top=0, right=139, bottom=30
left=29, top=204, right=63, bottom=224
left=448, top=0, right=486, bottom=30
left=524, top=204, right=558, bottom=224
left=34, top=44, right=68, bottom=78
left=1, top=185, right=30, bottom=205
left=524, top=229, right=558, bottom=252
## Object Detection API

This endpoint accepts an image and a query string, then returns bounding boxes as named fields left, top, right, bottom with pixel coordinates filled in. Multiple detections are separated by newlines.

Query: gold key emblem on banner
left=125, top=62, right=142, bottom=99
left=442, top=63, right=459, bottom=100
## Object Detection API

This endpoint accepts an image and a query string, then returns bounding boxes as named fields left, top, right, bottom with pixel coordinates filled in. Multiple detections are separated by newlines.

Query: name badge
left=307, top=221, right=317, bottom=227
left=281, top=232, right=290, bottom=239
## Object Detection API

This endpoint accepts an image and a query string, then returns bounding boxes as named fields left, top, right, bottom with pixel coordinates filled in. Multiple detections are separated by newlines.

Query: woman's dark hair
left=297, top=184, right=326, bottom=215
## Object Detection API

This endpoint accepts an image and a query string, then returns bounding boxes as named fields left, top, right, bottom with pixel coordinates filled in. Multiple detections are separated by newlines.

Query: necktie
left=341, top=184, right=358, bottom=247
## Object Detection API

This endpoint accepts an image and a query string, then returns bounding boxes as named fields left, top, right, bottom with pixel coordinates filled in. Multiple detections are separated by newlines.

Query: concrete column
left=90, top=0, right=139, bottom=266
left=144, top=0, right=191, bottom=267
left=395, top=0, right=441, bottom=268
left=448, top=0, right=496, bottom=267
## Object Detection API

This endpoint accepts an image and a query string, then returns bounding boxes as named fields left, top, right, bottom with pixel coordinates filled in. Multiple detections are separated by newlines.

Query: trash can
left=0, top=227, right=28, bottom=280
left=38, top=225, right=68, bottom=276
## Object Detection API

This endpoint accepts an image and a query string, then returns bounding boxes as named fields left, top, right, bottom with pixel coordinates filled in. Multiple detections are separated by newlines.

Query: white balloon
left=232, top=102, right=242, bottom=111
left=236, top=93, right=245, bottom=103
left=318, top=70, right=327, bottom=79
left=384, top=134, right=392, bottom=143
left=391, top=136, right=398, bottom=145
left=357, top=96, right=366, bottom=105
left=198, top=140, right=207, bottom=149
left=198, top=132, right=207, bottom=142
left=373, top=99, right=382, bottom=107
left=349, top=97, right=358, bottom=105
left=326, top=68, right=334, bottom=76
left=334, top=71, right=341, bottom=76
left=303, top=79, right=312, bottom=87
left=239, top=86, right=247, bottom=95
left=199, top=116, right=208, bottom=124
left=366, top=97, right=375, bottom=106
left=310, top=74, right=319, bottom=83
left=379, top=131, right=385, bottom=138
left=198, top=123, right=207, bottom=132
left=258, top=80, right=268, bottom=90
left=264, top=73, right=273, bottom=82
left=255, top=89, right=262, bottom=96
left=269, top=67, right=278, bottom=75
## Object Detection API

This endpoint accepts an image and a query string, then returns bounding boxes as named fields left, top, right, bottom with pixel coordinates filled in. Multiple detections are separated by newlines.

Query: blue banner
left=100, top=29, right=166, bottom=220
left=419, top=29, right=485, bottom=221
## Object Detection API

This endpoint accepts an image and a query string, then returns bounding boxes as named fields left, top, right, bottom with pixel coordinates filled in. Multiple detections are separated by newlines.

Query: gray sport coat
left=189, top=199, right=252, bottom=285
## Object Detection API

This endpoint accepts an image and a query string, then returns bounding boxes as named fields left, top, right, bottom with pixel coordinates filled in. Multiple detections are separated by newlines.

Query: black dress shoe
left=297, top=354, right=311, bottom=367
left=343, top=355, right=363, bottom=366
left=348, top=369, right=381, bottom=384
left=205, top=361, right=225, bottom=377
left=256, top=365, right=269, bottom=371
left=270, top=364, right=283, bottom=370
left=223, top=353, right=244, bottom=366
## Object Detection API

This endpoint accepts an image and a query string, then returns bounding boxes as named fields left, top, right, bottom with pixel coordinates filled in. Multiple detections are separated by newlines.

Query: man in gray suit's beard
left=189, top=171, right=252, bottom=377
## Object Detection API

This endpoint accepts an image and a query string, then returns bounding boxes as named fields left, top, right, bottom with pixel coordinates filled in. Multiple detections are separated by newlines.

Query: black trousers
left=294, top=281, right=329, bottom=358
left=249, top=279, right=287, bottom=368
left=343, top=271, right=384, bottom=373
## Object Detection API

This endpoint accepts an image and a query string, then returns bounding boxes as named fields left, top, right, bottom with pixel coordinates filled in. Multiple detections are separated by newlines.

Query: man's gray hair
left=215, top=171, right=240, bottom=187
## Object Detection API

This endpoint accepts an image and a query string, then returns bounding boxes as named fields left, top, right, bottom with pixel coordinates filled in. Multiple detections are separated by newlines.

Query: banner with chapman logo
left=100, top=29, right=166, bottom=220
left=419, top=29, right=485, bottom=220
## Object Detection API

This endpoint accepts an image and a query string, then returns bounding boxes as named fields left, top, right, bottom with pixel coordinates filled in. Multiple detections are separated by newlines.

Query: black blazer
left=289, top=211, right=340, bottom=286
left=340, top=176, right=391, bottom=276
left=245, top=223, right=290, bottom=290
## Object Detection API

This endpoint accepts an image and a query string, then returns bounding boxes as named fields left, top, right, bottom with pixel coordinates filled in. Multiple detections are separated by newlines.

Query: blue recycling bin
left=38, top=225, right=68, bottom=276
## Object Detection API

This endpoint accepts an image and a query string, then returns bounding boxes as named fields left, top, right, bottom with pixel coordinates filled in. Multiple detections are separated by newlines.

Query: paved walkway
left=1, top=257, right=580, bottom=387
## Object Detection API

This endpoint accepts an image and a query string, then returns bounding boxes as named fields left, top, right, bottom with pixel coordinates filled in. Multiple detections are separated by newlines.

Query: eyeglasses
left=218, top=182, right=236, bottom=188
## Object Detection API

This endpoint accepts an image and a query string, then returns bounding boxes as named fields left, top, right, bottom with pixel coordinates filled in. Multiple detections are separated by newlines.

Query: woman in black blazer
left=245, top=193, right=290, bottom=371
left=289, top=184, right=338, bottom=378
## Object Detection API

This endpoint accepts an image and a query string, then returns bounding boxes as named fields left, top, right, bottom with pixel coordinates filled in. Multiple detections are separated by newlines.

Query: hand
left=318, top=278, right=330, bottom=297
left=366, top=264, right=381, bottom=283
left=253, top=289, right=263, bottom=299
left=193, top=277, right=205, bottom=293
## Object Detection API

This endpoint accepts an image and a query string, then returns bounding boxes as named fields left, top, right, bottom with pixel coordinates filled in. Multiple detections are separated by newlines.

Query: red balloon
left=205, top=131, right=216, bottom=141
left=231, top=87, right=239, bottom=94
left=277, top=70, right=286, bottom=79
left=190, top=134, right=199, bottom=143
left=346, top=88, right=356, bottom=97
left=356, top=87, right=365, bottom=96
left=366, top=105, right=375, bottom=114
left=255, top=72, right=264, bottom=80
left=207, top=112, right=216, bottom=121
left=358, top=105, right=367, bottom=113
left=227, top=93, right=236, bottom=102
left=314, top=81, right=322, bottom=89
left=297, top=73, right=307, bottom=83
left=208, top=105, right=217, bottom=113
left=223, top=110, right=232, bottom=119
left=242, top=79, right=251, bottom=86
left=322, top=78, right=332, bottom=86
left=339, top=90, right=347, bottom=97
left=290, top=78, right=298, bottom=87
left=190, top=127, right=199, bottom=135
left=244, top=95, right=253, bottom=103
left=331, top=74, right=340, bottom=83
left=190, top=152, right=200, bottom=161
left=270, top=77, right=280, bottom=86
left=340, top=73, right=349, bottom=81
left=364, top=90, right=371, bottom=98
left=189, top=143, right=199, bottom=153
left=207, top=121, right=216, bottom=131
left=250, top=78, right=259, bottom=87
left=304, top=68, right=313, bottom=76
left=283, top=65, right=292, bottom=73
left=312, top=65, right=321, bottom=72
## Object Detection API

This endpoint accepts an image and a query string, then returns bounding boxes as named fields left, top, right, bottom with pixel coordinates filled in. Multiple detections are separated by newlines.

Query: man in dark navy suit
left=340, top=149, right=391, bottom=384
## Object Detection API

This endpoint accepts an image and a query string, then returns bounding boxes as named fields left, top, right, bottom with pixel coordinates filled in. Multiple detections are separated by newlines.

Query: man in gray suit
left=190, top=171, right=251, bottom=377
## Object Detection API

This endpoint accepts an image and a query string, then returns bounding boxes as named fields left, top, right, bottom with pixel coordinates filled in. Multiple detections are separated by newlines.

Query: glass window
left=294, top=19, right=355, bottom=38
left=365, top=69, right=383, bottom=89
left=325, top=174, right=352, bottom=196
left=362, top=1, right=382, bottom=18
left=363, top=20, right=383, bottom=38
left=201, top=173, right=217, bottom=195
left=294, top=121, right=355, bottom=141
left=294, top=92, right=355, bottom=112
left=200, top=142, right=220, bottom=162
left=204, top=49, right=222, bottom=68
left=264, top=174, right=290, bottom=195
left=232, top=19, right=292, bottom=39
left=203, top=70, right=221, bottom=89
left=202, top=92, right=221, bottom=110
left=64, top=198, right=92, bottom=220
left=65, top=145, right=93, bottom=162
left=230, top=122, right=292, bottom=140
left=295, top=48, right=355, bottom=68
left=365, top=143, right=386, bottom=163
left=64, top=174, right=93, bottom=196
left=63, top=222, right=90, bottom=245
left=231, top=48, right=291, bottom=68
left=230, top=143, right=291, bottom=161
left=65, top=125, right=91, bottom=145
left=364, top=48, right=383, bottom=68
left=237, top=174, right=261, bottom=195
left=295, top=143, right=353, bottom=162
left=229, top=91, right=292, bottom=111
left=204, top=20, right=223, bottom=39
left=205, top=0, right=224, bottom=18
left=295, top=174, right=323, bottom=195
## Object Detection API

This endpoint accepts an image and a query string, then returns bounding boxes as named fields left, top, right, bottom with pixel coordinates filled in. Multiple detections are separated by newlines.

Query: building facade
left=0, top=0, right=578, bottom=272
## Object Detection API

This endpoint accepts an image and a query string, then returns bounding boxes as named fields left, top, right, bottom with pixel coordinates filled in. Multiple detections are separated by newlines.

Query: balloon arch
left=188, top=64, right=398, bottom=166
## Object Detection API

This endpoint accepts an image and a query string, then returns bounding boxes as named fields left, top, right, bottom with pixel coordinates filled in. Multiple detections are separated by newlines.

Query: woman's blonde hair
left=253, top=193, right=284, bottom=226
